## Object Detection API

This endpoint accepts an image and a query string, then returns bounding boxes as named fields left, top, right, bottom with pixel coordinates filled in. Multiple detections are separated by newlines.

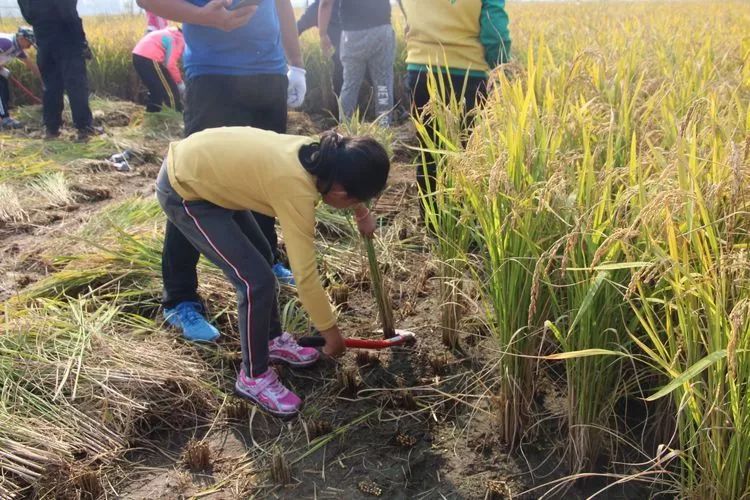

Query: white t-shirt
left=0, top=33, right=27, bottom=67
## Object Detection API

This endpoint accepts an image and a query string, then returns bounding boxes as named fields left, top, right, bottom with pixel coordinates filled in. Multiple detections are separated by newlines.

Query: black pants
left=0, top=76, right=9, bottom=118
left=132, top=53, right=182, bottom=112
left=162, top=73, right=288, bottom=309
left=408, top=70, right=486, bottom=213
left=37, top=44, right=92, bottom=132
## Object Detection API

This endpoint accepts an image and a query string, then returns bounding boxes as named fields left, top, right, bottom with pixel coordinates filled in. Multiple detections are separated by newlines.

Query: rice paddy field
left=1, top=1, right=749, bottom=498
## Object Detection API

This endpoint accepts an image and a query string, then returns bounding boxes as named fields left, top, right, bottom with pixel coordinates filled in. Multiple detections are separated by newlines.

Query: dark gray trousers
left=156, top=165, right=282, bottom=377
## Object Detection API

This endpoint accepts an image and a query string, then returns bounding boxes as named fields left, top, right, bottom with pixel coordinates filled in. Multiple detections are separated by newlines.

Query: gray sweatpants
left=156, top=165, right=282, bottom=377
left=339, top=24, right=395, bottom=127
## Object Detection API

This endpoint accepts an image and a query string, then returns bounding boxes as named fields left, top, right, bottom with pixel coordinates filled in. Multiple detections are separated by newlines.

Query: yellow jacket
left=400, top=0, right=511, bottom=76
left=167, top=127, right=337, bottom=331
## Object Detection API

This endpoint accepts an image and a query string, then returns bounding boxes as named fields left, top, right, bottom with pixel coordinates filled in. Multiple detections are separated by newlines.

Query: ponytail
left=299, top=131, right=389, bottom=201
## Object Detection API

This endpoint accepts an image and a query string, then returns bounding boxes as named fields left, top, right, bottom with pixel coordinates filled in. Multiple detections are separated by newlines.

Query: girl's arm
left=136, top=0, right=257, bottom=31
left=163, top=33, right=184, bottom=84
left=276, top=0, right=303, bottom=68
left=354, top=204, right=376, bottom=237
left=319, top=324, right=345, bottom=357
left=479, top=0, right=512, bottom=68
left=274, top=191, right=339, bottom=341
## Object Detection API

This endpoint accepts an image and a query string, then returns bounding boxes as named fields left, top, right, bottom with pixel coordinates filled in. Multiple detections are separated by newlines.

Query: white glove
left=286, top=66, right=307, bottom=108
left=177, top=82, right=186, bottom=99
left=0, top=67, right=10, bottom=79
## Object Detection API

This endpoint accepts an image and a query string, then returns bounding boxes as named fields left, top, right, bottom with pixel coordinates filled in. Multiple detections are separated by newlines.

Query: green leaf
left=568, top=271, right=609, bottom=333
left=645, top=350, right=727, bottom=402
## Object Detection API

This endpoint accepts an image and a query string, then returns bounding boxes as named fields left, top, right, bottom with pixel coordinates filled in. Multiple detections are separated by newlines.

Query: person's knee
left=238, top=267, right=276, bottom=303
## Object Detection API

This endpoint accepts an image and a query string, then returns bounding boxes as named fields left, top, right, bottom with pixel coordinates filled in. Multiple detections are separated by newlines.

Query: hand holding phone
left=228, top=0, right=262, bottom=10
left=202, top=0, right=258, bottom=31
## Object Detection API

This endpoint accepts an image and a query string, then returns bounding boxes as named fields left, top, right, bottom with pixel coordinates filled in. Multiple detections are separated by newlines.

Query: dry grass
left=0, top=183, right=27, bottom=222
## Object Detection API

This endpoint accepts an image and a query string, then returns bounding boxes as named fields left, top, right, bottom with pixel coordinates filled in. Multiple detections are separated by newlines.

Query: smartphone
left=228, top=0, right=262, bottom=10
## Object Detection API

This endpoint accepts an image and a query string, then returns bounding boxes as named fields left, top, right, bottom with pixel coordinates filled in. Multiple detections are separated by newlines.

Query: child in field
left=132, top=27, right=185, bottom=112
left=155, top=127, right=389, bottom=417
left=0, top=27, right=40, bottom=129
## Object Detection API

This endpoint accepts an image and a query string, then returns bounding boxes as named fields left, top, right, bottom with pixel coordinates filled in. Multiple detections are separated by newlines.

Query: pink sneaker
left=269, top=332, right=320, bottom=367
left=235, top=367, right=302, bottom=418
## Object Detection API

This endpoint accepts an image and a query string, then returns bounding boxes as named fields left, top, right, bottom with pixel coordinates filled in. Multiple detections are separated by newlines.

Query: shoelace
left=254, top=371, right=286, bottom=397
left=274, top=333, right=303, bottom=352
left=267, top=378, right=287, bottom=397
left=179, top=304, right=204, bottom=326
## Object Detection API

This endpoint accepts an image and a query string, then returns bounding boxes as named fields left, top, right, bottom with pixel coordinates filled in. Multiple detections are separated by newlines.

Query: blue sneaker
left=272, top=263, right=296, bottom=286
left=164, top=301, right=220, bottom=342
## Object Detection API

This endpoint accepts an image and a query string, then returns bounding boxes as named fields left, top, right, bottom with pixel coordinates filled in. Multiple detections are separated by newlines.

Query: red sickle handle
left=298, top=334, right=412, bottom=350
left=10, top=76, right=42, bottom=105
left=344, top=336, right=410, bottom=349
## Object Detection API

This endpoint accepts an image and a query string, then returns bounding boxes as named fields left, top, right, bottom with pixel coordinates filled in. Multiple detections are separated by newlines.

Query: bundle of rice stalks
left=0, top=297, right=217, bottom=497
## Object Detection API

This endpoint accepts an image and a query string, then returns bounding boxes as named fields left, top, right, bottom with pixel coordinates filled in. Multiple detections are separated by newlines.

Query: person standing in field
left=156, top=127, right=387, bottom=416
left=397, top=0, right=511, bottom=217
left=132, top=26, right=185, bottom=112
left=146, top=11, right=169, bottom=32
left=318, top=0, right=394, bottom=126
left=136, top=0, right=308, bottom=342
left=296, top=0, right=343, bottom=97
left=16, top=0, right=99, bottom=141
left=0, top=27, right=40, bottom=129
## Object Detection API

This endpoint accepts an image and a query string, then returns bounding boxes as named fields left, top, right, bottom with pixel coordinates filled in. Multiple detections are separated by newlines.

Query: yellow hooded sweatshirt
left=400, top=0, right=511, bottom=77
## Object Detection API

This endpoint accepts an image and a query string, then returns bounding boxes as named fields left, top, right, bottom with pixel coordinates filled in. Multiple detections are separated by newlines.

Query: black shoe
left=44, top=129, right=61, bottom=140
left=76, top=126, right=104, bottom=142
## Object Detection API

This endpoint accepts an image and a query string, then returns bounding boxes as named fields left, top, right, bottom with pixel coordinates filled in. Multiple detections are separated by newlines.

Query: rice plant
left=625, top=123, right=750, bottom=498
left=28, top=172, right=74, bottom=207
left=0, top=3, right=748, bottom=498
left=423, top=3, right=750, bottom=494
left=0, top=183, right=27, bottom=222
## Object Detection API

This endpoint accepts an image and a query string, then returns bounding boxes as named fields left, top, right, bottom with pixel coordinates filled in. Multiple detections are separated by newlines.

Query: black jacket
left=17, top=0, right=87, bottom=49
left=297, top=0, right=342, bottom=48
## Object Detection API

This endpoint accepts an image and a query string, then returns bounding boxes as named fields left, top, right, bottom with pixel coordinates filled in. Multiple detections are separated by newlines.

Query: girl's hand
left=320, top=325, right=346, bottom=357
left=354, top=206, right=376, bottom=237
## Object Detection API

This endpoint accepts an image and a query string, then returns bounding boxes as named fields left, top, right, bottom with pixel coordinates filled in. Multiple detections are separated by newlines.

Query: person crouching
left=132, top=26, right=185, bottom=113
left=155, top=126, right=389, bottom=417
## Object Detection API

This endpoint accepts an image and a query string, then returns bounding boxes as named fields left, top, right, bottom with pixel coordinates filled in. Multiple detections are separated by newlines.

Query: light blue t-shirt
left=182, top=0, right=287, bottom=79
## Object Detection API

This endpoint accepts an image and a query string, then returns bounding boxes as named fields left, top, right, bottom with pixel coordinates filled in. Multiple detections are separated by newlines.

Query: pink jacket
left=146, top=12, right=168, bottom=32
left=133, top=27, right=185, bottom=85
